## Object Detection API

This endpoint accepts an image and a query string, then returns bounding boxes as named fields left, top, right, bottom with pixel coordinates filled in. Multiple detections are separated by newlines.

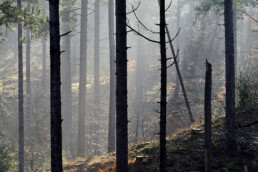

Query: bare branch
left=165, top=0, right=172, bottom=12
left=127, top=1, right=140, bottom=14
left=244, top=10, right=258, bottom=23
left=60, top=30, right=72, bottom=37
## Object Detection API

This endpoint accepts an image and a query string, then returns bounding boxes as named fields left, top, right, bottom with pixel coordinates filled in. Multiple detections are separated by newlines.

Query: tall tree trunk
left=49, top=0, right=63, bottom=171
left=224, top=0, right=237, bottom=152
left=26, top=0, right=32, bottom=148
left=233, top=7, right=237, bottom=75
left=159, top=0, right=167, bottom=171
left=94, top=0, right=100, bottom=105
left=61, top=0, right=73, bottom=158
left=77, top=0, right=88, bottom=158
left=17, top=0, right=24, bottom=171
left=174, top=0, right=180, bottom=98
left=108, top=0, right=116, bottom=153
left=116, top=0, right=128, bottom=171
left=204, top=60, right=212, bottom=172
left=42, top=1, right=47, bottom=87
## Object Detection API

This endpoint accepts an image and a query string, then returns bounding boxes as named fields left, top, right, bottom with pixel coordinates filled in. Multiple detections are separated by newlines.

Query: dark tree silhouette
left=17, top=0, right=24, bottom=171
left=224, top=0, right=237, bottom=152
left=77, top=0, right=88, bottom=158
left=159, top=0, right=167, bottom=171
left=116, top=0, right=128, bottom=171
left=49, top=0, right=63, bottom=171
left=108, top=0, right=116, bottom=153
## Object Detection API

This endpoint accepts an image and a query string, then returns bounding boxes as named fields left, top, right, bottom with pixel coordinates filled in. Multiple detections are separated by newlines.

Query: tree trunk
left=233, top=7, right=237, bottom=75
left=115, top=0, right=128, bottom=171
left=42, top=1, right=47, bottom=87
left=174, top=0, right=181, bottom=99
left=159, top=0, right=167, bottom=171
left=77, top=0, right=88, bottom=158
left=26, top=0, right=32, bottom=149
left=49, top=0, right=63, bottom=171
left=61, top=0, right=73, bottom=159
left=94, top=0, right=100, bottom=105
left=17, top=0, right=24, bottom=171
left=224, top=0, right=237, bottom=152
left=204, top=60, right=212, bottom=172
left=108, top=0, right=116, bottom=153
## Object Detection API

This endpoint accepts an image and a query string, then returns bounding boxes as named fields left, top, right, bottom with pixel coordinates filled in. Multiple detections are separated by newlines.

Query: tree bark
left=49, top=0, right=63, bottom=171
left=77, top=0, right=88, bottom=158
left=159, top=0, right=167, bottom=171
left=115, top=0, right=128, bottom=171
left=17, top=0, right=24, bottom=171
left=224, top=0, right=237, bottom=152
left=204, top=60, right=212, bottom=172
left=108, top=0, right=116, bottom=153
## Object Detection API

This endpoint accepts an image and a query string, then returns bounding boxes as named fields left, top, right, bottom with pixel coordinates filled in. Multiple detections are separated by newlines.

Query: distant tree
left=108, top=0, right=116, bottom=153
left=49, top=0, right=63, bottom=171
left=61, top=0, right=74, bottom=158
left=224, top=0, right=237, bottom=152
left=115, top=0, right=128, bottom=171
left=94, top=0, right=100, bottom=105
left=17, top=0, right=24, bottom=172
left=159, top=0, right=167, bottom=171
left=77, top=0, right=88, bottom=158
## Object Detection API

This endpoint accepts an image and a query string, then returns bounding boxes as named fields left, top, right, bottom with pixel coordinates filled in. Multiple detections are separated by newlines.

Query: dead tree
left=204, top=60, right=212, bottom=172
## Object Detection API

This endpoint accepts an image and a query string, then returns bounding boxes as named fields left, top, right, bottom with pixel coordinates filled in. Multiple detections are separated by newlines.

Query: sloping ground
left=61, top=104, right=258, bottom=172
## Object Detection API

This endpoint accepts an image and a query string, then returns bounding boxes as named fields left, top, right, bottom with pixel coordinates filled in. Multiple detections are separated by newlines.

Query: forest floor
left=59, top=104, right=258, bottom=172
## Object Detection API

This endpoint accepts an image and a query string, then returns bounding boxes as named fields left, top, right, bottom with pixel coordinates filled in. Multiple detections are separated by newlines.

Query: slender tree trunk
left=42, top=1, right=47, bottom=86
left=94, top=0, right=100, bottom=105
left=108, top=0, right=116, bottom=153
left=77, top=0, right=88, bottom=158
left=233, top=7, right=237, bottom=75
left=26, top=0, right=32, bottom=148
left=49, top=0, right=63, bottom=171
left=204, top=60, right=212, bottom=172
left=17, top=0, right=24, bottom=171
left=61, top=0, right=73, bottom=158
left=159, top=0, right=167, bottom=171
left=116, top=0, right=128, bottom=171
left=174, top=0, right=180, bottom=98
left=224, top=0, right=237, bottom=152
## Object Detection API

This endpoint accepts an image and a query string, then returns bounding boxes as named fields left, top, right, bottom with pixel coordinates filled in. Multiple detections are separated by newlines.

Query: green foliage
left=223, top=162, right=238, bottom=171
left=236, top=73, right=257, bottom=107
left=0, top=134, right=16, bottom=172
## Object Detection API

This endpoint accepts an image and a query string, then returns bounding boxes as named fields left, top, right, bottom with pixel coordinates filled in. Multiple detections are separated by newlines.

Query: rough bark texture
left=205, top=60, right=212, bottom=172
left=94, top=0, right=100, bottom=105
left=61, top=0, right=73, bottom=158
left=108, top=0, right=116, bottom=153
left=49, top=0, right=63, bottom=171
left=224, top=0, right=237, bottom=152
left=115, top=0, right=128, bottom=171
left=17, top=0, right=24, bottom=171
left=159, top=0, right=167, bottom=171
left=77, top=0, right=88, bottom=158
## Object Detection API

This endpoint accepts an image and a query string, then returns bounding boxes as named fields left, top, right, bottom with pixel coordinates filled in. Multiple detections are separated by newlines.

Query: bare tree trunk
left=61, top=0, right=73, bottom=158
left=42, top=1, right=47, bottom=87
left=204, top=60, right=212, bottom=172
left=77, top=0, right=88, bottom=158
left=159, top=0, right=167, bottom=171
left=17, top=0, right=24, bottom=171
left=224, top=0, right=237, bottom=152
left=26, top=0, right=32, bottom=150
left=94, top=0, right=100, bottom=105
left=116, top=0, right=128, bottom=171
left=108, top=0, right=116, bottom=153
left=49, top=0, right=63, bottom=171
